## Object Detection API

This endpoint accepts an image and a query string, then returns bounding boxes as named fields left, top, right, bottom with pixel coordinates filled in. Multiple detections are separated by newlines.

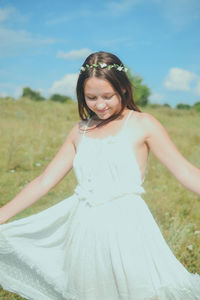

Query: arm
left=143, top=113, right=200, bottom=196
left=0, top=123, right=79, bottom=224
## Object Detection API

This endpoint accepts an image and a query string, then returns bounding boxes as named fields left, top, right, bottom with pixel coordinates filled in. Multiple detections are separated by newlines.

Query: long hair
left=76, top=51, right=141, bottom=129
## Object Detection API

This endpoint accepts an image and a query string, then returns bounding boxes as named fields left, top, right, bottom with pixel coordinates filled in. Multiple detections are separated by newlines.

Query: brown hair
left=76, top=51, right=141, bottom=129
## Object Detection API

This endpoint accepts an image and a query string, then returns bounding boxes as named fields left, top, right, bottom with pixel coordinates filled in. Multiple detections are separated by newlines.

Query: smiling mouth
left=97, top=110, right=108, bottom=114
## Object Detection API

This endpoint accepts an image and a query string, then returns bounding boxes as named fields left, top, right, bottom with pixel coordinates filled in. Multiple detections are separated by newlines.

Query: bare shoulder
left=69, top=120, right=88, bottom=148
left=131, top=111, right=157, bottom=124
left=68, top=120, right=86, bottom=136
left=131, top=111, right=164, bottom=134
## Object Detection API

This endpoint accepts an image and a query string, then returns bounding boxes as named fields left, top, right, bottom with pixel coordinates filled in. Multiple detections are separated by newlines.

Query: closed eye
left=103, top=94, right=114, bottom=100
left=85, top=94, right=114, bottom=100
left=86, top=96, right=96, bottom=100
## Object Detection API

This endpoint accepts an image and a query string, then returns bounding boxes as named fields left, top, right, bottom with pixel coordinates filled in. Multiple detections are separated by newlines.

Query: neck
left=91, top=107, right=130, bottom=123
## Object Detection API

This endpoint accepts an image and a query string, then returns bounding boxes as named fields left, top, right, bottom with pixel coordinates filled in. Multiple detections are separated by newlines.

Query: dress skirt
left=0, top=192, right=200, bottom=300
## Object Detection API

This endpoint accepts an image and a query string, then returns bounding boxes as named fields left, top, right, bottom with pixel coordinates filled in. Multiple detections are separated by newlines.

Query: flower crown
left=80, top=62, right=128, bottom=73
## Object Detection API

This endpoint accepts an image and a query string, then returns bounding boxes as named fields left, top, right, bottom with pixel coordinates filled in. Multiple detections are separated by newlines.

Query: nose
left=96, top=98, right=107, bottom=110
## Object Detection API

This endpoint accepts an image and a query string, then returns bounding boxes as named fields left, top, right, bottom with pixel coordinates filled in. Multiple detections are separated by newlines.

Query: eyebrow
left=85, top=92, right=115, bottom=96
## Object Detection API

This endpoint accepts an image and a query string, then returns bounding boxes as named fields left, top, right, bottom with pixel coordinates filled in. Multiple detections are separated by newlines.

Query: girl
left=0, top=51, right=200, bottom=300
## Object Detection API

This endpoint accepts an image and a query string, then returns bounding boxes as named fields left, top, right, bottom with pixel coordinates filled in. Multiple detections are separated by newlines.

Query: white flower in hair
left=124, top=67, right=128, bottom=72
left=81, top=66, right=86, bottom=71
left=99, top=63, right=107, bottom=68
left=117, top=66, right=123, bottom=71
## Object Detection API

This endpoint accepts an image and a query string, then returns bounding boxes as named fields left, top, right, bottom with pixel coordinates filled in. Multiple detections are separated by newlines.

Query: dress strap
left=82, top=118, right=91, bottom=136
left=122, top=110, right=134, bottom=131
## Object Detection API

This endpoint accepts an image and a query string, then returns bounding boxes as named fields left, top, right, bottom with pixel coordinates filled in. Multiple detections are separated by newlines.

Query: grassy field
left=0, top=98, right=200, bottom=299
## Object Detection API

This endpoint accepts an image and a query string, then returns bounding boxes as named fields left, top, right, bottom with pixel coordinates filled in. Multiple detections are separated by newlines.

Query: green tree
left=163, top=103, right=171, bottom=108
left=22, top=87, right=45, bottom=101
left=193, top=101, right=200, bottom=112
left=127, top=70, right=151, bottom=106
left=49, top=94, right=72, bottom=103
left=148, top=103, right=162, bottom=108
left=176, top=103, right=191, bottom=110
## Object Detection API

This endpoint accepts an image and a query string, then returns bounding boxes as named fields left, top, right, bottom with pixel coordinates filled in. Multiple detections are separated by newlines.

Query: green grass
left=0, top=99, right=200, bottom=299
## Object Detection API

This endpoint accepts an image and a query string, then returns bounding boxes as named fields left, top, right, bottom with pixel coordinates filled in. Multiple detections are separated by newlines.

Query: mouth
left=97, top=109, right=108, bottom=114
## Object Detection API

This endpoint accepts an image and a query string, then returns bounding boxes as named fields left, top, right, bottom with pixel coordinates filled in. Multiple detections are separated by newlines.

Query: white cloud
left=152, top=0, right=200, bottom=31
left=0, top=5, right=55, bottom=58
left=164, top=68, right=197, bottom=91
left=45, top=10, right=91, bottom=26
left=0, top=91, right=8, bottom=98
left=57, top=48, right=92, bottom=60
left=0, top=82, right=14, bottom=89
left=106, top=0, right=138, bottom=16
left=44, top=0, right=200, bottom=27
left=149, top=93, right=165, bottom=103
left=0, top=27, right=55, bottom=57
left=0, top=82, right=21, bottom=98
left=46, top=15, right=73, bottom=26
left=0, top=6, right=16, bottom=22
left=0, top=27, right=54, bottom=47
left=13, top=86, right=23, bottom=98
left=49, top=73, right=79, bottom=99
left=0, top=5, right=27, bottom=24
left=195, top=80, right=200, bottom=96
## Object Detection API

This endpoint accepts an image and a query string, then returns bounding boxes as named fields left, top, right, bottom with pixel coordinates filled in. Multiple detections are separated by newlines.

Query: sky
left=0, top=0, right=200, bottom=107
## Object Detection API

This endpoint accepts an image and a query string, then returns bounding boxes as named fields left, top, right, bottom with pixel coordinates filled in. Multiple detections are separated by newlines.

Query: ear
left=122, top=88, right=126, bottom=94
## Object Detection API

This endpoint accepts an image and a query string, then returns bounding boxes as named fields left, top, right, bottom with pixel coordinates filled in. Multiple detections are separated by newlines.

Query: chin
left=95, top=111, right=111, bottom=119
left=98, top=114, right=111, bottom=120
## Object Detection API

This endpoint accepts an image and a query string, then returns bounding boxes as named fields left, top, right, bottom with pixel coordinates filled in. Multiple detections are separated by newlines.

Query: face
left=84, top=77, right=122, bottom=119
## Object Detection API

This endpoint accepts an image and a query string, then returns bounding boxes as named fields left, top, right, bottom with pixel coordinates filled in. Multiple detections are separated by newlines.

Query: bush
left=163, top=103, right=171, bottom=108
left=22, top=87, right=45, bottom=101
left=193, top=102, right=200, bottom=112
left=148, top=103, right=162, bottom=108
left=127, top=71, right=151, bottom=107
left=176, top=103, right=191, bottom=110
left=0, top=96, right=15, bottom=101
left=49, top=94, right=72, bottom=103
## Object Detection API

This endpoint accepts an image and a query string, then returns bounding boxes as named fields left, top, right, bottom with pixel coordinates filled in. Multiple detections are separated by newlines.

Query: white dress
left=0, top=110, right=200, bottom=300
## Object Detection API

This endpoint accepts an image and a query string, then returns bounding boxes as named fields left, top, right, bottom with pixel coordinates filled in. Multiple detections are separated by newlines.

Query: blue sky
left=0, top=0, right=200, bottom=107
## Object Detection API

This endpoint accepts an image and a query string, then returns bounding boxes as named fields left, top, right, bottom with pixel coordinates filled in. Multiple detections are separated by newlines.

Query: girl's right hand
left=0, top=216, right=5, bottom=225
left=0, top=211, right=8, bottom=225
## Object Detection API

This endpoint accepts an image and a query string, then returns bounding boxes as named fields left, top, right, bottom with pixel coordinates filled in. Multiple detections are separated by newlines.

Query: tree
left=22, top=87, right=45, bottom=101
left=176, top=103, right=191, bottom=110
left=127, top=70, right=151, bottom=106
left=163, top=103, right=171, bottom=108
left=49, top=94, right=72, bottom=103
left=193, top=101, right=200, bottom=112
